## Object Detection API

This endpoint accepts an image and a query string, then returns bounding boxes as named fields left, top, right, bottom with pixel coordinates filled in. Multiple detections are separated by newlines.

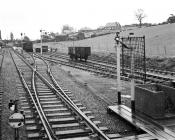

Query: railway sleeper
left=47, top=116, right=94, bottom=124
left=38, top=95, right=57, bottom=98
left=55, top=129, right=92, bottom=139
left=39, top=100, right=64, bottom=104
left=27, top=132, right=43, bottom=140
left=38, top=93, right=74, bottom=98
left=55, top=126, right=108, bottom=137
left=44, top=112, right=79, bottom=118
left=26, top=125, right=41, bottom=132
left=38, top=92, right=56, bottom=96
left=51, top=123, right=100, bottom=132
left=39, top=97, right=59, bottom=101
left=36, top=90, right=54, bottom=93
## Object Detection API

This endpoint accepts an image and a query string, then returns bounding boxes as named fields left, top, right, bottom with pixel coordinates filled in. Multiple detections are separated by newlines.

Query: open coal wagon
left=68, top=46, right=91, bottom=61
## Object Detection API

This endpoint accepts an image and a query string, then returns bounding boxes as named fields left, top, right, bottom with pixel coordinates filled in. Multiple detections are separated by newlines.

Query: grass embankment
left=34, top=23, right=175, bottom=57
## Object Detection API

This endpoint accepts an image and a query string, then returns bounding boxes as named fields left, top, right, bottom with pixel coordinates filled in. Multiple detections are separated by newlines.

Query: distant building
left=104, top=22, right=121, bottom=30
left=62, top=30, right=73, bottom=35
left=55, top=34, right=68, bottom=42
left=84, top=32, right=94, bottom=38
left=68, top=32, right=85, bottom=40
left=78, top=27, right=92, bottom=32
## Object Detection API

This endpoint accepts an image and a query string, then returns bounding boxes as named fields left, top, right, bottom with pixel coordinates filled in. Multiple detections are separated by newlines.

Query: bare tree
left=135, top=9, right=146, bottom=27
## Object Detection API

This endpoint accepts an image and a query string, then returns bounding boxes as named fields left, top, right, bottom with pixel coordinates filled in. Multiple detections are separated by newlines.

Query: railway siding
left=1, top=49, right=27, bottom=140
left=11, top=50, right=118, bottom=139
left=0, top=52, right=4, bottom=139
left=0, top=73, right=3, bottom=139
left=1, top=49, right=166, bottom=139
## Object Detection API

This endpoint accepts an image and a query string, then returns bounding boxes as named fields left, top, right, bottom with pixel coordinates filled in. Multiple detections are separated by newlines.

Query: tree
left=49, top=32, right=56, bottom=39
left=23, top=36, right=30, bottom=41
left=135, top=9, right=146, bottom=28
left=167, top=14, right=175, bottom=23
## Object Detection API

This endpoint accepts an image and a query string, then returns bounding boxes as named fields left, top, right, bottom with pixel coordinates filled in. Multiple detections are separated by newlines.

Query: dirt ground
left=51, top=63, right=139, bottom=135
left=1, top=49, right=26, bottom=140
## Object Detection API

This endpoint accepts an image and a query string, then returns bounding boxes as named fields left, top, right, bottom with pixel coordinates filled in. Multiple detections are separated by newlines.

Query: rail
left=31, top=63, right=58, bottom=140
left=41, top=54, right=174, bottom=84
left=35, top=54, right=111, bottom=140
left=11, top=51, right=58, bottom=140
left=0, top=50, right=4, bottom=73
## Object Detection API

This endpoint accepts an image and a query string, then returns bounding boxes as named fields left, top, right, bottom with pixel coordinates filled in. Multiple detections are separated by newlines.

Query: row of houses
left=39, top=21, right=121, bottom=42
left=65, top=22, right=121, bottom=40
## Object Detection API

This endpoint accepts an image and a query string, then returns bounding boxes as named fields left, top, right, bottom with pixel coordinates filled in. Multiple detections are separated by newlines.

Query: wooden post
left=40, top=30, right=43, bottom=55
left=14, top=100, right=19, bottom=140
left=115, top=33, right=121, bottom=105
left=129, top=35, right=135, bottom=112
left=117, top=43, right=121, bottom=104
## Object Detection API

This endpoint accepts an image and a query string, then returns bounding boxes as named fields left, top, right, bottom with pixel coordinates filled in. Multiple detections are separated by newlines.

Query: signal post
left=114, top=32, right=121, bottom=105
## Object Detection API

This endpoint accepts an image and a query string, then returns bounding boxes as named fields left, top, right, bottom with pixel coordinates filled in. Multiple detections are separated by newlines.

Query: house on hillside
left=68, top=32, right=85, bottom=40
left=55, top=34, right=68, bottom=42
left=84, top=32, right=95, bottom=38
left=105, top=22, right=121, bottom=30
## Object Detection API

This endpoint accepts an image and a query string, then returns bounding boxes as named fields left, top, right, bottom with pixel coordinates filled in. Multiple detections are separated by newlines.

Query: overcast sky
left=0, top=0, right=175, bottom=40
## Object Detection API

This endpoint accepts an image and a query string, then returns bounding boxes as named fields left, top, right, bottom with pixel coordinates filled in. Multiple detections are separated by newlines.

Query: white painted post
left=129, top=33, right=135, bottom=112
left=117, top=43, right=121, bottom=104
left=40, top=30, right=43, bottom=55
left=21, top=33, right=23, bottom=54
left=41, top=32, right=43, bottom=55
left=115, top=33, right=121, bottom=104
left=131, top=49, right=135, bottom=111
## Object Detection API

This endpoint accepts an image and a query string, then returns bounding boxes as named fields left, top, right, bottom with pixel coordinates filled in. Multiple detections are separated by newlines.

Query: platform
left=108, top=105, right=175, bottom=140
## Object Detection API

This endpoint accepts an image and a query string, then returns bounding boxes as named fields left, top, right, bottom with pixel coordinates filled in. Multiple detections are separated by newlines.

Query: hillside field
left=34, top=23, right=175, bottom=57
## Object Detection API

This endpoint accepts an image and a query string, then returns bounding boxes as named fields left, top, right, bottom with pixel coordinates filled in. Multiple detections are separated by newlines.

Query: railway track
left=41, top=52, right=174, bottom=84
left=0, top=50, right=4, bottom=139
left=36, top=52, right=160, bottom=139
left=11, top=50, right=123, bottom=140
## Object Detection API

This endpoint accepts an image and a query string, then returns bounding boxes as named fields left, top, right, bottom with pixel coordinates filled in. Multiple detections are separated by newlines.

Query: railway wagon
left=23, top=41, right=33, bottom=52
left=42, top=46, right=48, bottom=52
left=68, top=46, right=91, bottom=61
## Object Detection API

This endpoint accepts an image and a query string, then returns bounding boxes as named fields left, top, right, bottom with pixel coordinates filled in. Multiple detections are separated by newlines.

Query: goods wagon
left=23, top=41, right=33, bottom=52
left=42, top=46, right=48, bottom=52
left=68, top=46, right=91, bottom=61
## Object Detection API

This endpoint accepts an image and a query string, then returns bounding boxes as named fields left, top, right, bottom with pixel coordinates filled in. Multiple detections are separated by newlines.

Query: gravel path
left=51, top=63, right=140, bottom=135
